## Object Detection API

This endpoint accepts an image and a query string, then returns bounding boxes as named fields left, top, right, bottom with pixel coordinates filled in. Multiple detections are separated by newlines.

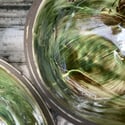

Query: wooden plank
left=0, top=0, right=32, bottom=3
left=0, top=27, right=25, bottom=63
left=0, top=3, right=32, bottom=9
left=0, top=18, right=26, bottom=27
left=0, top=10, right=27, bottom=17
left=0, top=0, right=33, bottom=27
left=0, top=1, right=33, bottom=61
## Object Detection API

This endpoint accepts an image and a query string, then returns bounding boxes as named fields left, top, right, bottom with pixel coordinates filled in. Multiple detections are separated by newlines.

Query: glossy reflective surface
left=32, top=0, right=125, bottom=124
left=0, top=62, right=50, bottom=125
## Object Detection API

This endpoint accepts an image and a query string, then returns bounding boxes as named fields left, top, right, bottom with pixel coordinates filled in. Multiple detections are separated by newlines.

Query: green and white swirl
left=0, top=66, right=47, bottom=125
left=33, top=0, right=125, bottom=124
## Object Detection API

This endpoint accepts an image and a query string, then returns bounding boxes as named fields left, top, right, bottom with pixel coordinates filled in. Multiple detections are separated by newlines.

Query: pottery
left=25, top=0, right=125, bottom=124
left=0, top=59, right=54, bottom=125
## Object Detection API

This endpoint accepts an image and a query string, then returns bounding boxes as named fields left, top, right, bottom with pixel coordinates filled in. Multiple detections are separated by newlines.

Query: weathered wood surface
left=0, top=0, right=32, bottom=63
left=0, top=0, right=32, bottom=27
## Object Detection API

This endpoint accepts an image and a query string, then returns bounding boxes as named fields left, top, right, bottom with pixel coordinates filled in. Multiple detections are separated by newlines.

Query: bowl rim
left=0, top=59, right=55, bottom=125
left=24, top=0, right=97, bottom=124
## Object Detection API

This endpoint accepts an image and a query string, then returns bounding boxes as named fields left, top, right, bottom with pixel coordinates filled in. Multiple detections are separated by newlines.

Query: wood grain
left=0, top=0, right=33, bottom=27
left=0, top=1, right=33, bottom=62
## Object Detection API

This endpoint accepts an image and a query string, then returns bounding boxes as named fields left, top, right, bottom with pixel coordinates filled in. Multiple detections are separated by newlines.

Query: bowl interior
left=0, top=60, right=54, bottom=125
left=29, top=0, right=125, bottom=124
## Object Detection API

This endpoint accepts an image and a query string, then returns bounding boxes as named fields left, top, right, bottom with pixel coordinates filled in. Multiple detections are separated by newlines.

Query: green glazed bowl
left=0, top=59, right=54, bottom=125
left=25, top=0, right=125, bottom=124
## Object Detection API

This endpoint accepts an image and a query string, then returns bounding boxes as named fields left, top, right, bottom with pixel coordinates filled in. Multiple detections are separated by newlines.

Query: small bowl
left=0, top=59, right=54, bottom=125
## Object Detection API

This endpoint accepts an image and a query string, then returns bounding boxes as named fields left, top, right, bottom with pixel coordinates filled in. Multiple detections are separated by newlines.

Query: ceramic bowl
left=25, top=0, right=125, bottom=124
left=0, top=59, right=54, bottom=125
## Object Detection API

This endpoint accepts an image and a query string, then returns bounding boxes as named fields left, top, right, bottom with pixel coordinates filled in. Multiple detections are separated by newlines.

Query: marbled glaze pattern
left=0, top=66, right=47, bottom=125
left=33, top=0, right=125, bottom=124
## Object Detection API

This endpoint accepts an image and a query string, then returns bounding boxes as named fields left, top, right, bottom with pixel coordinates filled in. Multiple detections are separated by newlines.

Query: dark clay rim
left=24, top=0, right=97, bottom=124
left=0, top=59, right=55, bottom=125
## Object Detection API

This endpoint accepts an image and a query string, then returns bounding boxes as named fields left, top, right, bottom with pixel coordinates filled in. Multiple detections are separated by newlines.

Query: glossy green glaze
left=0, top=66, right=47, bottom=125
left=33, top=0, right=125, bottom=124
